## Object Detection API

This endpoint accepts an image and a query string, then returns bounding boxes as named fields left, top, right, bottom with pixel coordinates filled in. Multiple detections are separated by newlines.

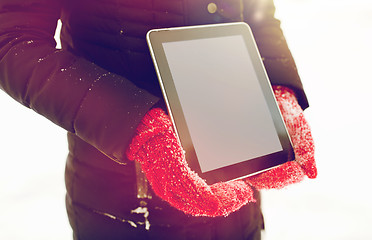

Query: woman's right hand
left=126, top=108, right=256, bottom=217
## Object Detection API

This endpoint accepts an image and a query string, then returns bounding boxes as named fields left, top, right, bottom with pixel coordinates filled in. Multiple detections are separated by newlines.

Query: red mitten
left=246, top=85, right=317, bottom=190
left=126, top=108, right=255, bottom=217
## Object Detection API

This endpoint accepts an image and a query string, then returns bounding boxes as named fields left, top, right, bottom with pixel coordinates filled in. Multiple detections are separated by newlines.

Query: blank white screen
left=162, top=35, right=283, bottom=173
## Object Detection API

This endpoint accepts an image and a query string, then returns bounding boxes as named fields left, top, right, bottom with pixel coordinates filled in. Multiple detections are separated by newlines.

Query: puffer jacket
left=0, top=0, right=308, bottom=239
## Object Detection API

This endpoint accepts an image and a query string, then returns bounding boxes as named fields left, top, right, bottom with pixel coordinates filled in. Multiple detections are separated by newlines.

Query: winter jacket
left=0, top=0, right=308, bottom=239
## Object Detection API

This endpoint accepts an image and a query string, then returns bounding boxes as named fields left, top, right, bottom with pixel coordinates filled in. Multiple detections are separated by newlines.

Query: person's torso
left=61, top=1, right=263, bottom=238
left=60, top=0, right=247, bottom=97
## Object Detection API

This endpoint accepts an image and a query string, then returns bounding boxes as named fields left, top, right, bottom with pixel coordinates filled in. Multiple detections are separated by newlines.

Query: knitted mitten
left=245, top=85, right=317, bottom=190
left=126, top=108, right=255, bottom=217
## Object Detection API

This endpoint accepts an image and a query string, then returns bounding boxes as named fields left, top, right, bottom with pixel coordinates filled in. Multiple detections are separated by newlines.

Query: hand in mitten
left=126, top=108, right=255, bottom=217
left=245, top=86, right=317, bottom=190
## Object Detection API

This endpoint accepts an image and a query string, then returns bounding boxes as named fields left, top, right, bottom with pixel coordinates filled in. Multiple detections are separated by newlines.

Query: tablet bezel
left=147, top=22, right=295, bottom=184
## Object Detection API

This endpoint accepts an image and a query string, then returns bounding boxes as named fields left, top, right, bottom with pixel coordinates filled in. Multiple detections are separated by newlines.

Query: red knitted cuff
left=126, top=108, right=173, bottom=161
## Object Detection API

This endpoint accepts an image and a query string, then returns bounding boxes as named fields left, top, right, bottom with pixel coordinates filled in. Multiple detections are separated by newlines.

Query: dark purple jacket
left=0, top=0, right=307, bottom=239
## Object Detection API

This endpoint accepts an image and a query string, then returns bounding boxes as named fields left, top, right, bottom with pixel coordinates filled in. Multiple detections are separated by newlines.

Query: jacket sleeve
left=0, top=0, right=159, bottom=163
left=243, top=0, right=309, bottom=110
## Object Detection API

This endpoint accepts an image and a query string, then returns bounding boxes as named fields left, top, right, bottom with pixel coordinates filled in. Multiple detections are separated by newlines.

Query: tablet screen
left=162, top=35, right=283, bottom=173
left=147, top=23, right=294, bottom=184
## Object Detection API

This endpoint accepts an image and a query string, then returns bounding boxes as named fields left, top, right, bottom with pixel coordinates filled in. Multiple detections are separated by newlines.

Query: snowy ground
left=1, top=0, right=372, bottom=239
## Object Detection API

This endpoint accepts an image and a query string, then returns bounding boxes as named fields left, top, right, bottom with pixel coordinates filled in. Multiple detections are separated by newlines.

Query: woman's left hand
left=246, top=85, right=317, bottom=190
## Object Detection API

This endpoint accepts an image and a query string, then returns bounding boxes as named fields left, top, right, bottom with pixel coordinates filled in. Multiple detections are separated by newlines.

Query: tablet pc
left=147, top=22, right=294, bottom=184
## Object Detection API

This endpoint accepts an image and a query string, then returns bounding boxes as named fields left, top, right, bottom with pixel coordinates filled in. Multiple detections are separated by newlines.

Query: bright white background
left=262, top=0, right=372, bottom=239
left=0, top=0, right=371, bottom=239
